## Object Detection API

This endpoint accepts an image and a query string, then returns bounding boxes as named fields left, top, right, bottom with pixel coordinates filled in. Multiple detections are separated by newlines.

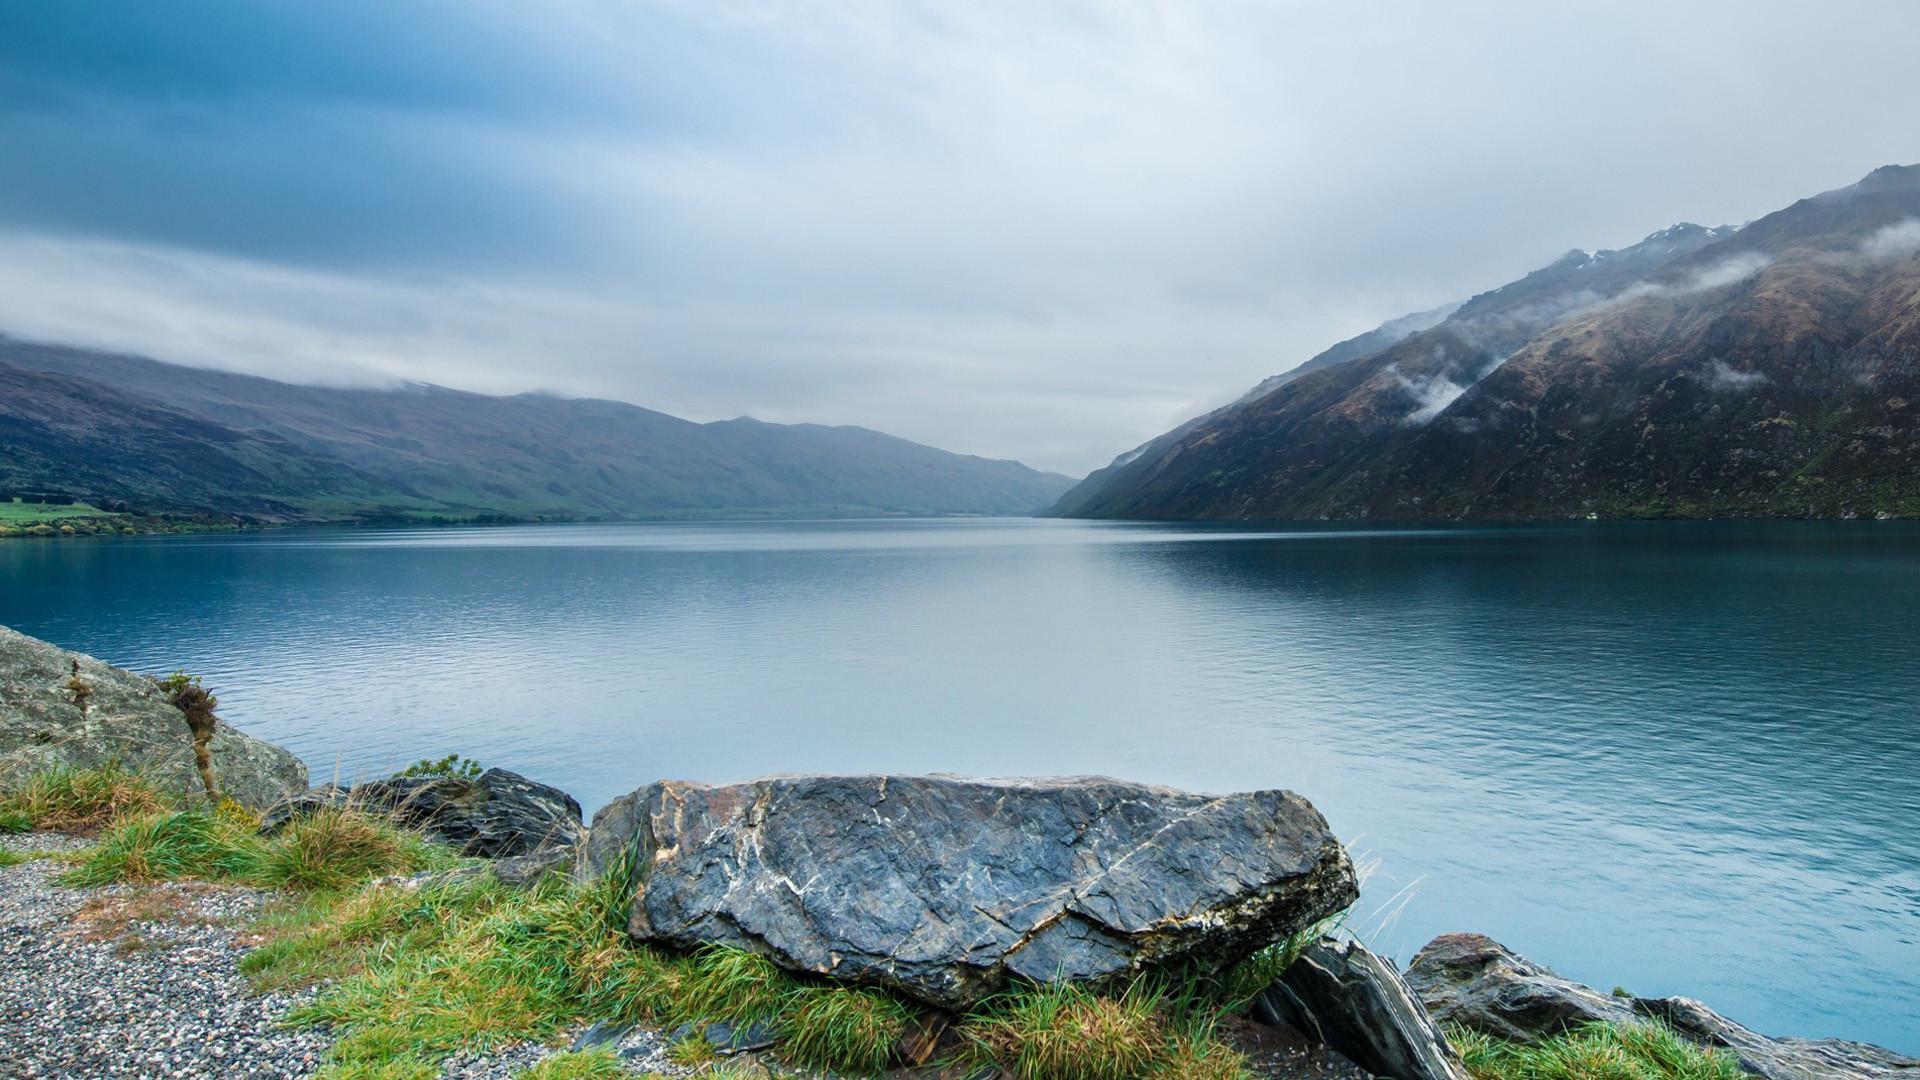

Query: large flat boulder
left=585, top=774, right=1358, bottom=1009
left=0, top=625, right=306, bottom=809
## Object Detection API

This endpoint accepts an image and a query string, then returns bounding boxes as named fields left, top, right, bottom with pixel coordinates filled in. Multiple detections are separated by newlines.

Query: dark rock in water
left=1403, top=932, right=1636, bottom=1041
left=585, top=774, right=1358, bottom=1009
left=1635, top=997, right=1920, bottom=1080
left=1255, top=937, right=1469, bottom=1080
left=1408, top=934, right=1920, bottom=1080
left=0, top=625, right=307, bottom=809
left=263, top=768, right=583, bottom=859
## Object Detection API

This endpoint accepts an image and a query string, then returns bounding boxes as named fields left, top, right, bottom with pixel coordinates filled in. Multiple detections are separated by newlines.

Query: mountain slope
left=0, top=343, right=1075, bottom=521
left=1054, top=165, right=1920, bottom=520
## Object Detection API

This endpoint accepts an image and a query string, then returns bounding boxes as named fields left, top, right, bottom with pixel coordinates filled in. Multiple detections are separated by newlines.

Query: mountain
left=0, top=342, right=1076, bottom=521
left=1052, top=165, right=1920, bottom=520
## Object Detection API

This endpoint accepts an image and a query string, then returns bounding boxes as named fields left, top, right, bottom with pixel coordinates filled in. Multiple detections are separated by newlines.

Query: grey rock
left=266, top=768, right=584, bottom=859
left=1635, top=996, right=1919, bottom=1080
left=1407, top=934, right=1919, bottom=1080
left=1403, top=932, right=1637, bottom=1041
left=587, top=773, right=1358, bottom=1009
left=703, top=1019, right=781, bottom=1054
left=569, top=1019, right=634, bottom=1051
left=258, top=783, right=352, bottom=834
left=0, top=625, right=306, bottom=809
left=492, top=844, right=576, bottom=888
left=1255, top=936, right=1470, bottom=1080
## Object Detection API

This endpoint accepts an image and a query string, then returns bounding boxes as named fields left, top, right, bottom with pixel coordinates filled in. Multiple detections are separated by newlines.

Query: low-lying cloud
left=1861, top=218, right=1920, bottom=261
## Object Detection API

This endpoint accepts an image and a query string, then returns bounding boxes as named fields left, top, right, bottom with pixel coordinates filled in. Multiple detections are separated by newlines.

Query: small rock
left=1635, top=996, right=1920, bottom=1080
left=1403, top=932, right=1636, bottom=1041
left=1256, top=936, right=1469, bottom=1080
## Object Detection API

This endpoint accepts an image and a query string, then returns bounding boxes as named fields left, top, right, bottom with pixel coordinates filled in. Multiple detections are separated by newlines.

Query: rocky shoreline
left=3, top=624, right=1915, bottom=1080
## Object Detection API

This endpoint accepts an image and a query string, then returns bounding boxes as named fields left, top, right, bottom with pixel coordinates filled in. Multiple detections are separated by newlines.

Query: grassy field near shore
left=0, top=765, right=1750, bottom=1080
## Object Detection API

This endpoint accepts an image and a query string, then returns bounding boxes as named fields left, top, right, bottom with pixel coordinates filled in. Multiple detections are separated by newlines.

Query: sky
left=0, top=2, right=1916, bottom=476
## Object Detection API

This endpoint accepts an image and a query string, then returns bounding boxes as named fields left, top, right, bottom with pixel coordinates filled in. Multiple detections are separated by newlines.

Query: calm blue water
left=2, top=519, right=1916, bottom=1051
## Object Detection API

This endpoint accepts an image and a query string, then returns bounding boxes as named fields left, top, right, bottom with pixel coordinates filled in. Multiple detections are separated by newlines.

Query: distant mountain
left=1053, top=164, right=1920, bottom=520
left=0, top=343, right=1075, bottom=521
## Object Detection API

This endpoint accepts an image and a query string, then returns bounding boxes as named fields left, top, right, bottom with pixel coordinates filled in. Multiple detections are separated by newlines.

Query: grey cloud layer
left=0, top=0, right=1916, bottom=474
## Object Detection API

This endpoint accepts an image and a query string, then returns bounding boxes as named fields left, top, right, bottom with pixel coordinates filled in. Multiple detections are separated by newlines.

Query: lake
left=2, top=518, right=1916, bottom=1051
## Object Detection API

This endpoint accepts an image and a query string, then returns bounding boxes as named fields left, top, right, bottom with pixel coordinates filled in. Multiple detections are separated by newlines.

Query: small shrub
left=398, top=755, right=484, bottom=780
left=0, top=764, right=168, bottom=834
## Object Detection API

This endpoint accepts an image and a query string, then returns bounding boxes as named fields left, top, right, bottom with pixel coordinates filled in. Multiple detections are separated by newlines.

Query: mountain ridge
left=0, top=339, right=1076, bottom=522
left=1052, top=164, right=1920, bottom=521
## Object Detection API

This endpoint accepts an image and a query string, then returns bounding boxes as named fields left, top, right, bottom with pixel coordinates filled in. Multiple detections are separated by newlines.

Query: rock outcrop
left=585, top=773, right=1358, bottom=1009
left=1256, top=937, right=1470, bottom=1080
left=0, top=626, right=306, bottom=809
left=1635, top=996, right=1919, bottom=1080
left=264, top=768, right=584, bottom=859
left=1403, top=932, right=1638, bottom=1041
left=1407, top=934, right=1920, bottom=1080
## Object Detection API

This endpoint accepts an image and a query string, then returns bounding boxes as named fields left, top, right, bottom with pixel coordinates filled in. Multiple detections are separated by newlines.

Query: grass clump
left=61, top=804, right=449, bottom=890
left=1451, top=1020, right=1746, bottom=1080
left=784, top=983, right=913, bottom=1075
left=965, top=981, right=1175, bottom=1080
left=512, top=1050, right=630, bottom=1079
left=0, top=763, right=167, bottom=833
left=61, top=809, right=264, bottom=885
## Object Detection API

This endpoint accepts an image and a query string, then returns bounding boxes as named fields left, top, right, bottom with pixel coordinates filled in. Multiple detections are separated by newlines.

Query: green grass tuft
left=964, top=979, right=1175, bottom=1080
left=0, top=848, right=27, bottom=868
left=60, top=809, right=264, bottom=886
left=1452, top=1020, right=1747, bottom=1080
left=783, top=982, right=913, bottom=1075
left=0, top=763, right=168, bottom=833
left=511, top=1049, right=631, bottom=1079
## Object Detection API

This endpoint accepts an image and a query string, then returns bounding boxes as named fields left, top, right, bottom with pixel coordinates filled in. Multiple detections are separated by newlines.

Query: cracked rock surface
left=584, top=774, right=1358, bottom=1009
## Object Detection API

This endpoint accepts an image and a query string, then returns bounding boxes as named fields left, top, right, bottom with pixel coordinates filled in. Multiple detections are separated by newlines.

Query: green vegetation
left=512, top=1050, right=631, bottom=1079
left=0, top=762, right=168, bottom=833
left=0, top=499, right=116, bottom=525
left=1451, top=1021, right=1747, bottom=1080
left=62, top=805, right=453, bottom=889
left=398, top=754, right=486, bottom=780
left=0, top=765, right=1317, bottom=1080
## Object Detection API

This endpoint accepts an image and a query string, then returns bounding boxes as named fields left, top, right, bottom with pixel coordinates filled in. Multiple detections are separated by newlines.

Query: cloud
left=1704, top=359, right=1768, bottom=392
left=1617, top=253, right=1773, bottom=304
left=1390, top=366, right=1471, bottom=424
left=1861, top=218, right=1920, bottom=261
left=0, top=1, right=1917, bottom=472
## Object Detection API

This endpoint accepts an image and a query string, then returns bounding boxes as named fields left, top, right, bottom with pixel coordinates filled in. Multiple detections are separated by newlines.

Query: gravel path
left=0, top=832, right=331, bottom=1079
left=0, top=832, right=685, bottom=1080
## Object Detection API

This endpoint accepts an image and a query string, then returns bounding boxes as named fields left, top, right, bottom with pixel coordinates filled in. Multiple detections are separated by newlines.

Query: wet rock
left=1635, top=996, right=1920, bottom=1080
left=264, top=768, right=583, bottom=859
left=0, top=625, right=306, bottom=809
left=586, top=773, right=1358, bottom=1009
left=1408, top=934, right=1920, bottom=1080
left=1255, top=936, right=1470, bottom=1080
left=1403, top=932, right=1636, bottom=1041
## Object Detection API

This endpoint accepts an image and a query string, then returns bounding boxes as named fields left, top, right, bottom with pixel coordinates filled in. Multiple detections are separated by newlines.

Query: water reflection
left=2, top=519, right=1915, bottom=1050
